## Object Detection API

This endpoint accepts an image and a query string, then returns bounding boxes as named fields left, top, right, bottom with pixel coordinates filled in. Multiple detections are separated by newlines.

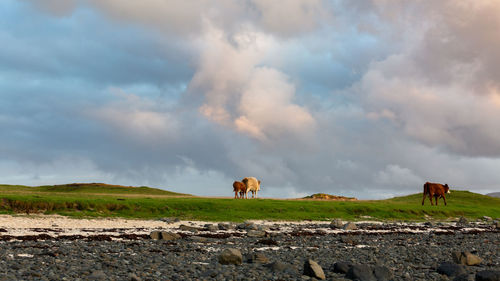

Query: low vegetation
left=0, top=184, right=499, bottom=221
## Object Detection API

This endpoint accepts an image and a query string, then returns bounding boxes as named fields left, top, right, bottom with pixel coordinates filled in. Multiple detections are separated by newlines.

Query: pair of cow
left=233, top=177, right=261, bottom=199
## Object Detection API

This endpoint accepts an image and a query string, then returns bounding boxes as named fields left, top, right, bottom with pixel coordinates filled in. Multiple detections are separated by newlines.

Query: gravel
left=0, top=221, right=498, bottom=280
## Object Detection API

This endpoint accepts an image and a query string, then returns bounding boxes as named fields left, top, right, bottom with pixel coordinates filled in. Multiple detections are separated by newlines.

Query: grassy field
left=0, top=183, right=499, bottom=221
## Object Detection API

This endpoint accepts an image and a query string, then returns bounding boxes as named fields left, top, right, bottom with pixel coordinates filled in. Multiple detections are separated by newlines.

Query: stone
left=161, top=232, right=181, bottom=241
left=343, top=222, right=358, bottom=230
left=346, top=264, right=376, bottom=281
left=452, top=251, right=482, bottom=266
left=218, top=248, right=242, bottom=265
left=247, top=253, right=269, bottom=264
left=475, top=270, right=500, bottom=281
left=179, top=225, right=199, bottom=232
left=88, top=270, right=107, bottom=280
left=237, top=221, right=257, bottom=230
left=437, top=262, right=467, bottom=277
left=150, top=231, right=161, bottom=240
left=457, top=217, right=468, bottom=227
left=373, top=265, right=393, bottom=281
left=205, top=224, right=219, bottom=232
left=303, top=259, right=325, bottom=280
left=494, top=221, right=500, bottom=229
left=330, top=219, right=343, bottom=229
left=333, top=261, right=352, bottom=274
left=218, top=223, right=233, bottom=230
left=247, top=230, right=266, bottom=238
left=482, top=216, right=492, bottom=221
left=129, top=273, right=142, bottom=281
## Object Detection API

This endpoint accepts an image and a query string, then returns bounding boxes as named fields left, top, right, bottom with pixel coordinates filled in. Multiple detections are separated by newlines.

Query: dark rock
left=303, top=259, right=325, bottom=280
left=204, top=224, right=219, bottom=232
left=179, top=225, right=199, bottom=232
left=218, top=248, right=242, bottom=265
left=475, top=270, right=500, bottom=281
left=237, top=222, right=257, bottom=230
left=373, top=265, right=393, bottom=281
left=457, top=217, right=468, bottom=227
left=333, top=261, right=353, bottom=274
left=437, top=262, right=467, bottom=277
left=217, top=223, right=233, bottom=230
left=346, top=264, right=376, bottom=281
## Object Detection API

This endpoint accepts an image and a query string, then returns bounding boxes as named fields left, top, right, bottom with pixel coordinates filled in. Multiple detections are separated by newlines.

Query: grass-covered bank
left=0, top=184, right=499, bottom=221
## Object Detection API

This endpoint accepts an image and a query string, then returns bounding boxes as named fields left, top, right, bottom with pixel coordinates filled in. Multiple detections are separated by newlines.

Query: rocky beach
left=0, top=215, right=498, bottom=281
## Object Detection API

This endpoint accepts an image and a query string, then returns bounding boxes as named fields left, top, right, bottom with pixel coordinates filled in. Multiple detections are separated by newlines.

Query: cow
left=242, top=177, right=261, bottom=199
left=232, top=181, right=246, bottom=199
left=422, top=182, right=451, bottom=206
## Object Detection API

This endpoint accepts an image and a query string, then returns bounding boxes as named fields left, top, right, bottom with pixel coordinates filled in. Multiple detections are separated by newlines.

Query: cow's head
left=444, top=184, right=450, bottom=193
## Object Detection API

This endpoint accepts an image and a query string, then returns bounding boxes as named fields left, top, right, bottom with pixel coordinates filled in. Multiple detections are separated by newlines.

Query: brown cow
left=233, top=181, right=246, bottom=199
left=422, top=182, right=451, bottom=206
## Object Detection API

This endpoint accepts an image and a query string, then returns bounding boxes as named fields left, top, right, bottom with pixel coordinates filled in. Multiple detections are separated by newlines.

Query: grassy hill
left=0, top=183, right=189, bottom=196
left=0, top=185, right=498, bottom=221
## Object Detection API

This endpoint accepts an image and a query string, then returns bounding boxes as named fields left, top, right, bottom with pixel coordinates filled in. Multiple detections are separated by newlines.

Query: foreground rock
left=218, top=248, right=242, bottom=265
left=476, top=270, right=500, bottom=281
left=452, top=251, right=483, bottom=266
left=437, top=262, right=467, bottom=277
left=303, top=259, right=325, bottom=280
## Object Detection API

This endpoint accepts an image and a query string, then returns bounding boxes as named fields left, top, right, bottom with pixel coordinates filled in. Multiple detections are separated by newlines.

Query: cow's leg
left=235, top=191, right=238, bottom=199
left=442, top=195, right=447, bottom=206
left=255, top=190, right=258, bottom=199
left=429, top=193, right=434, bottom=205
left=435, top=195, right=439, bottom=205
left=422, top=193, right=427, bottom=205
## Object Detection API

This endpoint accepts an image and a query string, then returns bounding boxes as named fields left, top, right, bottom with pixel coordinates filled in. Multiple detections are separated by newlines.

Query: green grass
left=0, top=184, right=499, bottom=222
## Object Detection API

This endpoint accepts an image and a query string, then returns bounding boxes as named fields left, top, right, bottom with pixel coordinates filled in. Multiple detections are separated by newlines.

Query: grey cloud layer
left=2, top=0, right=500, bottom=198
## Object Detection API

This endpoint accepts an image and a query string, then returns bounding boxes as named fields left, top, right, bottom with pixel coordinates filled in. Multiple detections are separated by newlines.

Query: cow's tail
left=422, top=182, right=429, bottom=205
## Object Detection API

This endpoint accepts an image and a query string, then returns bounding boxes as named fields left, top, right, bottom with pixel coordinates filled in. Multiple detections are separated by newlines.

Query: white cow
left=242, top=177, right=261, bottom=199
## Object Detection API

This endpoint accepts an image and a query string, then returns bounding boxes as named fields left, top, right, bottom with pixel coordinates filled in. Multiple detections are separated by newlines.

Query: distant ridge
left=0, top=182, right=191, bottom=196
left=486, top=192, right=500, bottom=198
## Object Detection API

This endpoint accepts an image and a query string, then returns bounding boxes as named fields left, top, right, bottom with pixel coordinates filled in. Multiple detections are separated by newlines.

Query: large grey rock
left=346, top=264, right=376, bottom=281
left=475, top=270, right=500, bottom=281
left=343, top=222, right=358, bottom=231
left=330, top=219, right=343, bottom=229
left=161, top=232, right=181, bottom=241
left=452, top=251, right=482, bottom=266
left=237, top=221, right=258, bottom=230
left=303, top=259, right=325, bottom=280
left=437, top=262, right=467, bottom=277
left=218, top=248, right=242, bottom=265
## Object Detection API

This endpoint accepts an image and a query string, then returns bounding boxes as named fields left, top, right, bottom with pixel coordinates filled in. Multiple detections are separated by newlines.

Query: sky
left=1, top=0, right=500, bottom=199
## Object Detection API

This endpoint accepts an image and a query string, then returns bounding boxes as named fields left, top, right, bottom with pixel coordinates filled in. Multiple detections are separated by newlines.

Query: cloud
left=2, top=0, right=500, bottom=199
